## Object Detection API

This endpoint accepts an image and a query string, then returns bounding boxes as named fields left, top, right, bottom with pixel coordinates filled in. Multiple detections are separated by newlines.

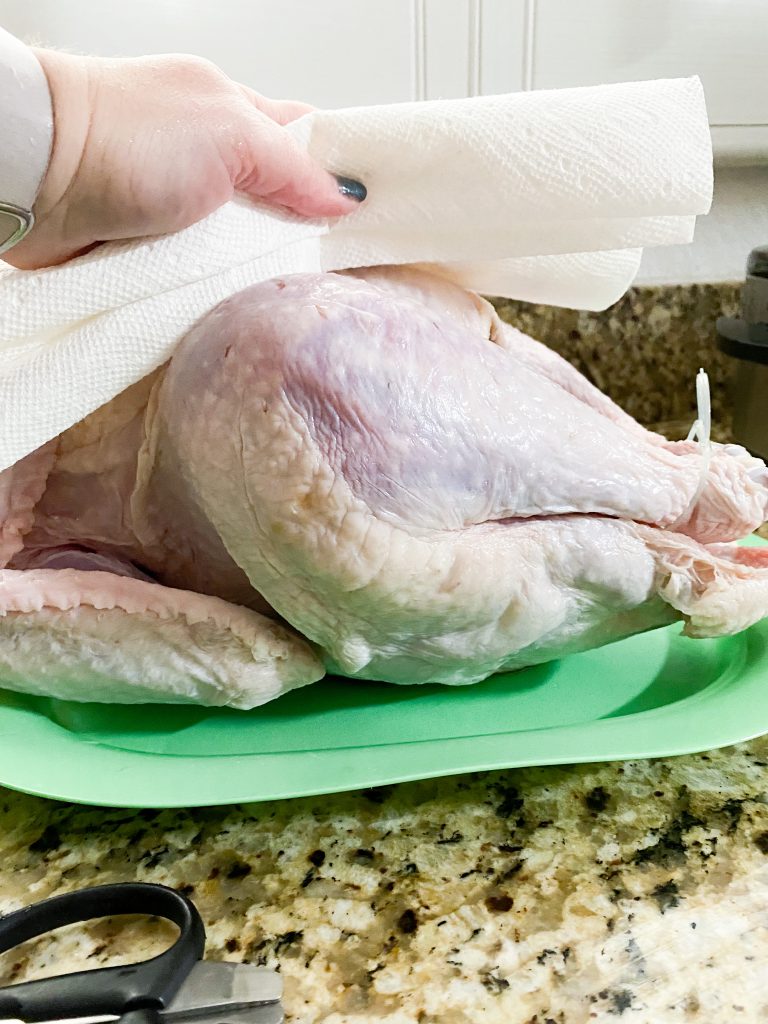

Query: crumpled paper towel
left=0, top=76, right=712, bottom=472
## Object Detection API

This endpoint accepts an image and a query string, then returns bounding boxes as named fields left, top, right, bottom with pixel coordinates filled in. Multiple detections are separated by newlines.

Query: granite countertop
left=1, top=282, right=767, bottom=1024
left=2, top=747, right=768, bottom=1024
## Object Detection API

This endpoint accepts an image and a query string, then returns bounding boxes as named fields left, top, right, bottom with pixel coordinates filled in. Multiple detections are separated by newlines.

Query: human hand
left=6, top=50, right=366, bottom=270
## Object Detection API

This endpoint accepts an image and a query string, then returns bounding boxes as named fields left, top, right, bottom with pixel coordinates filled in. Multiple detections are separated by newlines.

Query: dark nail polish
left=335, top=175, right=367, bottom=202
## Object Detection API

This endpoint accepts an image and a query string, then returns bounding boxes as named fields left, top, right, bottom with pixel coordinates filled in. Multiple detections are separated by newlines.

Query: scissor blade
left=0, top=962, right=283, bottom=1024
left=187, top=1008, right=283, bottom=1024
left=165, top=962, right=282, bottom=1019
left=0, top=1009, right=283, bottom=1024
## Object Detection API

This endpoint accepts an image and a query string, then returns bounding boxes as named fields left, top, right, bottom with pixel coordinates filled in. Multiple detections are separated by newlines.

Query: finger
left=237, top=84, right=315, bottom=126
left=233, top=110, right=366, bottom=219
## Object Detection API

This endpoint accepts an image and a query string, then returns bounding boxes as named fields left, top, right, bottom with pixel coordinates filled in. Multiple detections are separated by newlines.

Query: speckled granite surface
left=2, top=751, right=768, bottom=1023
left=1, top=283, right=767, bottom=1024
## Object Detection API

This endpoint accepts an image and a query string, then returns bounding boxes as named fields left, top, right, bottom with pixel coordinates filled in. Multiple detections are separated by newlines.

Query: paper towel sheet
left=0, top=76, right=712, bottom=472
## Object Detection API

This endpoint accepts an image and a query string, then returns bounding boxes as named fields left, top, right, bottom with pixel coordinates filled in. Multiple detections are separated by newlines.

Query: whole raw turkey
left=2, top=267, right=767, bottom=708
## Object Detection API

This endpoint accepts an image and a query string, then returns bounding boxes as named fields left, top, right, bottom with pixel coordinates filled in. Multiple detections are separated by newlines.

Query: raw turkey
left=2, top=267, right=768, bottom=709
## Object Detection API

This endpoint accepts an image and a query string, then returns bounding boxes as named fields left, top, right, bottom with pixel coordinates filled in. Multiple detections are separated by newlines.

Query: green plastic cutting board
left=1, top=536, right=766, bottom=808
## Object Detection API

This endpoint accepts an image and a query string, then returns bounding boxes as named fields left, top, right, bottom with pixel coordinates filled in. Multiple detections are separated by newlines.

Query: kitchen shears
left=0, top=883, right=282, bottom=1024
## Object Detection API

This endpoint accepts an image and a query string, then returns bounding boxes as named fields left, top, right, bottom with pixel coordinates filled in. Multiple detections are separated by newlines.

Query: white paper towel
left=0, top=76, right=712, bottom=472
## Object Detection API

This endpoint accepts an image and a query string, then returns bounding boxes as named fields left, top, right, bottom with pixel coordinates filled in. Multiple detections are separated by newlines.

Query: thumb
left=233, top=109, right=366, bottom=218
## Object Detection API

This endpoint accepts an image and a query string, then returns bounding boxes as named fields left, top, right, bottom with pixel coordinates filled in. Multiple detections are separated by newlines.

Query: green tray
left=1, top=536, right=766, bottom=808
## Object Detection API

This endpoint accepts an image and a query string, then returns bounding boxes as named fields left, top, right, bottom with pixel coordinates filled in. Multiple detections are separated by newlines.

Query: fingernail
left=335, top=175, right=367, bottom=202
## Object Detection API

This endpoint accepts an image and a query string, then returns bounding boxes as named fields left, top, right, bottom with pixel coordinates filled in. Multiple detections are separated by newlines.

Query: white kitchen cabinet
left=0, top=0, right=417, bottom=108
left=531, top=0, right=768, bottom=161
left=419, top=0, right=526, bottom=99
left=532, top=0, right=767, bottom=124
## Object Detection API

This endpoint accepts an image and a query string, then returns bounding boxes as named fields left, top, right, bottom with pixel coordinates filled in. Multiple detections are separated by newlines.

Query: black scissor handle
left=0, top=883, right=205, bottom=1021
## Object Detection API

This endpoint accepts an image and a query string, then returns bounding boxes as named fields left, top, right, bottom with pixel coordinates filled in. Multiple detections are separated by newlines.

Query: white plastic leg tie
left=685, top=367, right=712, bottom=513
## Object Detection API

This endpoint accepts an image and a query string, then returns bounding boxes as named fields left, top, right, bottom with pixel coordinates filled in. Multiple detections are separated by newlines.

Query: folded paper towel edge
left=293, top=74, right=709, bottom=132
left=424, top=248, right=645, bottom=312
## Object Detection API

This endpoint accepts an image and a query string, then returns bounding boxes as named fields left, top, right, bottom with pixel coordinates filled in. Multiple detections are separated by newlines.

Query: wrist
left=28, top=49, right=93, bottom=227
left=0, top=29, right=53, bottom=257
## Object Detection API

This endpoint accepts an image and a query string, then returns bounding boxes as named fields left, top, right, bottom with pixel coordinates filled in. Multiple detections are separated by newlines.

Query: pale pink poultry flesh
left=2, top=267, right=768, bottom=709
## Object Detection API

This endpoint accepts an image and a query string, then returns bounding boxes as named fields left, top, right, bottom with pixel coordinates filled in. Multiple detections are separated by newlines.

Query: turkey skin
left=2, top=267, right=768, bottom=708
